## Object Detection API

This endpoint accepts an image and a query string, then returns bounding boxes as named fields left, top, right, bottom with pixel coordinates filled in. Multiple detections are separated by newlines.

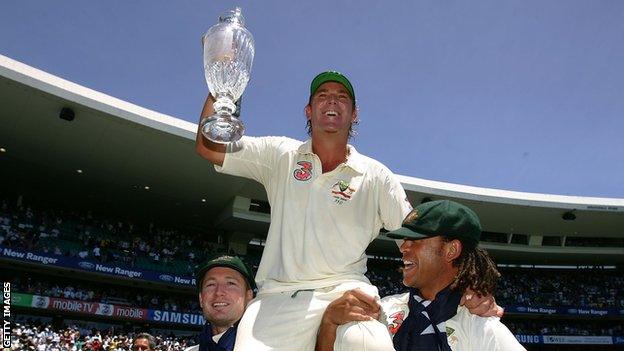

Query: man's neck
left=418, top=269, right=457, bottom=301
left=311, top=135, right=349, bottom=173
left=211, top=324, right=231, bottom=336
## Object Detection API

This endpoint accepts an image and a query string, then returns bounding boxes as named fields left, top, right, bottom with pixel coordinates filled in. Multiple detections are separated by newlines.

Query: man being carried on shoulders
left=197, top=72, right=499, bottom=351
left=197, top=71, right=413, bottom=350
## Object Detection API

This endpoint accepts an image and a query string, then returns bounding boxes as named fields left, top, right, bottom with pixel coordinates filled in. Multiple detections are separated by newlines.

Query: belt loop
left=290, top=288, right=315, bottom=298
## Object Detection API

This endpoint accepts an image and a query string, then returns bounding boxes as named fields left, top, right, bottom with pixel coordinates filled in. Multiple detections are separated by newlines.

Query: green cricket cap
left=195, top=254, right=257, bottom=292
left=310, top=71, right=355, bottom=102
left=387, top=200, right=482, bottom=245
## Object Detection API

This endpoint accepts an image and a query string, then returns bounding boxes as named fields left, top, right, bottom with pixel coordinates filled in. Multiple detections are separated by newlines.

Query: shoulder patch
left=293, top=161, right=313, bottom=181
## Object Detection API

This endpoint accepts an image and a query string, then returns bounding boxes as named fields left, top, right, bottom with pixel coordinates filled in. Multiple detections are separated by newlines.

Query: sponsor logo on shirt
left=330, top=180, right=356, bottom=204
left=293, top=161, right=313, bottom=181
left=388, top=310, right=405, bottom=336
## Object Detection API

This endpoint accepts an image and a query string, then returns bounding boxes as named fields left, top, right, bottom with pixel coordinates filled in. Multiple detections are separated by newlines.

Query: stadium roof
left=1, top=53, right=622, bottom=264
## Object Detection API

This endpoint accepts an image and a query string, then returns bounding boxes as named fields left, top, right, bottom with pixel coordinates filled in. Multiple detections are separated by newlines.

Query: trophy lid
left=219, top=7, right=245, bottom=26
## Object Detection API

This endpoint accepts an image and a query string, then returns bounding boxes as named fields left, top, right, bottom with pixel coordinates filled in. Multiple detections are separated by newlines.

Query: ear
left=245, top=289, right=254, bottom=303
left=351, top=106, right=358, bottom=123
left=446, top=239, right=462, bottom=262
left=305, top=104, right=312, bottom=120
left=198, top=292, right=203, bottom=306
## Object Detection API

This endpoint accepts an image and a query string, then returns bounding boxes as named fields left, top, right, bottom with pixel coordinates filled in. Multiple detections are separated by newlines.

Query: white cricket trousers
left=232, top=280, right=395, bottom=351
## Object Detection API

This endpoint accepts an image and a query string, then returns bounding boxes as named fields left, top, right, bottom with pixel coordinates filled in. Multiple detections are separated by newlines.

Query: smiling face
left=199, top=266, right=253, bottom=335
left=399, top=236, right=461, bottom=300
left=132, top=338, right=153, bottom=351
left=305, top=82, right=357, bottom=138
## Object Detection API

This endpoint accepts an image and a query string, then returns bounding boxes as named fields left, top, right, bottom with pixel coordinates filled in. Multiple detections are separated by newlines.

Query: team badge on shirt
left=293, top=161, right=313, bottom=181
left=331, top=180, right=356, bottom=204
left=446, top=326, right=458, bottom=346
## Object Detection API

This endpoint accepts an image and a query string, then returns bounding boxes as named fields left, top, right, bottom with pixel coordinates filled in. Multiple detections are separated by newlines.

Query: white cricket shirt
left=216, top=136, right=411, bottom=293
left=380, top=293, right=526, bottom=351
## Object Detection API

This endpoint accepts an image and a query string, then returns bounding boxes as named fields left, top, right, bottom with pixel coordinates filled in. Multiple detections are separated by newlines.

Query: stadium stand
left=7, top=270, right=199, bottom=314
left=2, top=191, right=624, bottom=350
left=506, top=320, right=623, bottom=337
left=8, top=198, right=621, bottom=309
left=7, top=247, right=624, bottom=315
left=2, top=193, right=624, bottom=350
left=0, top=199, right=231, bottom=276
left=366, top=258, right=624, bottom=308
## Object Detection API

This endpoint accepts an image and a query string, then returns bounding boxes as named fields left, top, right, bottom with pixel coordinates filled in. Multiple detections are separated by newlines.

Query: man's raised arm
left=195, top=94, right=226, bottom=166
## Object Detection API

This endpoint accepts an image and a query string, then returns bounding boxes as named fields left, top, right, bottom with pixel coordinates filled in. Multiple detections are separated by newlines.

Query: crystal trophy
left=201, top=7, right=254, bottom=143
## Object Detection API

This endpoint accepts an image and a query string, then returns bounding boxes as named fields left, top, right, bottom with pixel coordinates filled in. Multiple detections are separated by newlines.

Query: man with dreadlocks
left=316, top=200, right=524, bottom=351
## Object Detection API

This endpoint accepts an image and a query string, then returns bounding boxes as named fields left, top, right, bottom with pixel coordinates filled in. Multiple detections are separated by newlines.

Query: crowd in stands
left=506, top=319, right=623, bottom=337
left=3, top=196, right=623, bottom=320
left=7, top=322, right=195, bottom=351
left=365, top=260, right=405, bottom=297
left=497, top=268, right=624, bottom=309
left=13, top=266, right=623, bottom=337
left=0, top=198, right=229, bottom=275
left=365, top=259, right=624, bottom=309
left=8, top=272, right=199, bottom=314
left=6, top=318, right=621, bottom=351
left=11, top=262, right=622, bottom=324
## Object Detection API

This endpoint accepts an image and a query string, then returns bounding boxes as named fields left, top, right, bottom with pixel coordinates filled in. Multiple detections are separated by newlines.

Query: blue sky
left=2, top=1, right=623, bottom=198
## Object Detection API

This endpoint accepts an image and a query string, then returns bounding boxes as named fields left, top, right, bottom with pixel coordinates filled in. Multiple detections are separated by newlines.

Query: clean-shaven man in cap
left=196, top=72, right=497, bottom=350
left=186, top=255, right=256, bottom=351
left=317, top=200, right=524, bottom=351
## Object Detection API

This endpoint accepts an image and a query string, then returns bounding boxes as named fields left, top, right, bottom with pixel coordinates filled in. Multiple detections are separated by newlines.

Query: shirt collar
left=297, top=139, right=366, bottom=174
left=296, top=139, right=315, bottom=155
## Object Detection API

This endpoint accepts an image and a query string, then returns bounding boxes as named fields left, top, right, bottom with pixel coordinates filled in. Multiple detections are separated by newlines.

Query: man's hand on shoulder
left=460, top=289, right=504, bottom=318
left=324, top=288, right=380, bottom=326
left=316, top=289, right=381, bottom=351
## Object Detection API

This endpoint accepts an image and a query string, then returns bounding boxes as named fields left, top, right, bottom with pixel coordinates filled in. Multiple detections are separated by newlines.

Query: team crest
left=403, top=209, right=419, bottom=224
left=331, top=180, right=356, bottom=204
left=293, top=161, right=313, bottom=181
left=446, top=326, right=458, bottom=346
